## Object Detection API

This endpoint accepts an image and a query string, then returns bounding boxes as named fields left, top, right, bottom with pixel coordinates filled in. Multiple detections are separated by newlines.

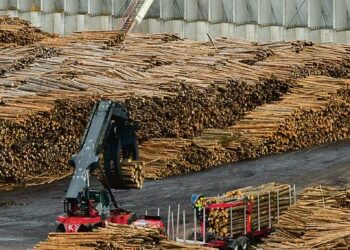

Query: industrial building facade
left=1, top=0, right=350, bottom=43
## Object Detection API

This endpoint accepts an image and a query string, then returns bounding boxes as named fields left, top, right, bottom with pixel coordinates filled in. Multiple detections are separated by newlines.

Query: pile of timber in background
left=34, top=223, right=213, bottom=250
left=0, top=16, right=55, bottom=47
left=126, top=77, right=290, bottom=141
left=0, top=98, right=93, bottom=185
left=202, top=183, right=292, bottom=237
left=0, top=46, right=61, bottom=77
left=150, top=76, right=350, bottom=178
left=260, top=185, right=350, bottom=249
left=1, top=17, right=350, bottom=188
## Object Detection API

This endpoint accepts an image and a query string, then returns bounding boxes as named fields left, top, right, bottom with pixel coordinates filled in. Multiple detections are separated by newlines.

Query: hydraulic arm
left=66, top=100, right=139, bottom=204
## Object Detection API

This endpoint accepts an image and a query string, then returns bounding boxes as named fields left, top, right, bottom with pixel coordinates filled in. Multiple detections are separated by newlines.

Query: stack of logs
left=261, top=186, right=350, bottom=249
left=35, top=223, right=213, bottom=250
left=0, top=98, right=94, bottom=184
left=146, top=76, right=350, bottom=179
left=117, top=161, right=145, bottom=189
left=126, top=77, right=290, bottom=141
left=1, top=17, right=350, bottom=188
left=203, top=183, right=293, bottom=237
left=0, top=46, right=61, bottom=77
left=0, top=16, right=55, bottom=47
left=98, top=160, right=145, bottom=190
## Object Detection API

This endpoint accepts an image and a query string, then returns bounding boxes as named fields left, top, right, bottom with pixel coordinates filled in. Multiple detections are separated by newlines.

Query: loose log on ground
left=35, top=223, right=214, bottom=250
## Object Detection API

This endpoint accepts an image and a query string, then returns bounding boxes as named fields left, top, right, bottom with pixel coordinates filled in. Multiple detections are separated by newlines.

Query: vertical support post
left=203, top=208, right=206, bottom=243
left=230, top=206, right=233, bottom=237
left=145, top=210, right=148, bottom=215
left=194, top=209, right=197, bottom=243
left=258, top=192, right=260, bottom=231
left=282, top=0, right=287, bottom=27
left=183, top=210, right=186, bottom=243
left=87, top=0, right=91, bottom=14
left=277, top=189, right=280, bottom=223
left=289, top=185, right=292, bottom=205
left=157, top=208, right=160, bottom=216
left=244, top=204, right=247, bottom=235
left=293, top=184, right=297, bottom=204
left=307, top=0, right=311, bottom=28
left=111, top=0, right=115, bottom=16
left=176, top=204, right=180, bottom=239
left=167, top=206, right=171, bottom=236
left=268, top=191, right=271, bottom=228
left=171, top=212, right=175, bottom=240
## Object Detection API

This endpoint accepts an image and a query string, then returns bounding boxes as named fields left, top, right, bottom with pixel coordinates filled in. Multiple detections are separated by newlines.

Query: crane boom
left=66, top=100, right=138, bottom=203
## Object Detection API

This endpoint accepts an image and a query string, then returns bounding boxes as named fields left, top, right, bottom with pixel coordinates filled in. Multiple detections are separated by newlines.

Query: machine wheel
left=226, top=238, right=239, bottom=250
left=127, top=213, right=138, bottom=224
left=92, top=223, right=103, bottom=230
left=78, top=225, right=91, bottom=232
left=237, top=236, right=250, bottom=250
left=56, top=224, right=65, bottom=232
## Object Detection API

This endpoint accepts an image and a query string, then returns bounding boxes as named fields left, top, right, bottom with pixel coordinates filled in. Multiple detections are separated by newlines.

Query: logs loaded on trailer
left=201, top=183, right=294, bottom=238
left=35, top=223, right=214, bottom=250
left=260, top=186, right=350, bottom=250
left=1, top=17, right=350, bottom=188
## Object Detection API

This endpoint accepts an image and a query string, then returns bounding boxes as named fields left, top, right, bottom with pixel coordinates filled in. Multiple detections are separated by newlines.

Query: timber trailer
left=193, top=196, right=273, bottom=250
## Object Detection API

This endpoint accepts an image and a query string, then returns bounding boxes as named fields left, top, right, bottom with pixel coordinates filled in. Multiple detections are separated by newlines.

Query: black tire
left=237, top=236, right=250, bottom=250
left=78, top=224, right=91, bottom=232
left=127, top=213, right=138, bottom=224
left=226, top=238, right=239, bottom=250
left=92, top=223, right=103, bottom=230
left=189, top=231, right=203, bottom=242
left=56, top=224, right=65, bottom=232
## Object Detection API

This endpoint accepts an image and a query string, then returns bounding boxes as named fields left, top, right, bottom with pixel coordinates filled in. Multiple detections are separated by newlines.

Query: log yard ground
left=0, top=16, right=349, bottom=250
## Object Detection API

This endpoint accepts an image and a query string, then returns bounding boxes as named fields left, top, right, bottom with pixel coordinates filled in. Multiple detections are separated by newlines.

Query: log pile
left=1, top=17, right=350, bottom=188
left=229, top=76, right=350, bottom=158
left=103, top=32, right=126, bottom=47
left=97, top=159, right=145, bottom=190
left=138, top=138, right=193, bottom=179
left=114, top=161, right=145, bottom=189
left=260, top=186, right=350, bottom=249
left=202, top=183, right=292, bottom=237
left=35, top=223, right=213, bottom=250
left=0, top=98, right=94, bottom=184
left=150, top=76, right=350, bottom=178
left=126, top=77, right=289, bottom=141
left=0, top=46, right=61, bottom=77
left=0, top=16, right=55, bottom=47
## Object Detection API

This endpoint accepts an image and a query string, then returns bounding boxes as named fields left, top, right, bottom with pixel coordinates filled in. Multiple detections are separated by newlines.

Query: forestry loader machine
left=56, top=100, right=164, bottom=233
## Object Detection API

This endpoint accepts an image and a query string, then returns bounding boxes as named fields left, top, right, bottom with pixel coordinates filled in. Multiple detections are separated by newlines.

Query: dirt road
left=0, top=141, right=349, bottom=249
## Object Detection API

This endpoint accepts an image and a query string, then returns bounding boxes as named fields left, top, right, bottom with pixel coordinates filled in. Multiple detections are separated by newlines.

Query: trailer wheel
left=56, top=224, right=65, bottom=232
left=237, top=236, right=250, bottom=250
left=226, top=239, right=239, bottom=250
